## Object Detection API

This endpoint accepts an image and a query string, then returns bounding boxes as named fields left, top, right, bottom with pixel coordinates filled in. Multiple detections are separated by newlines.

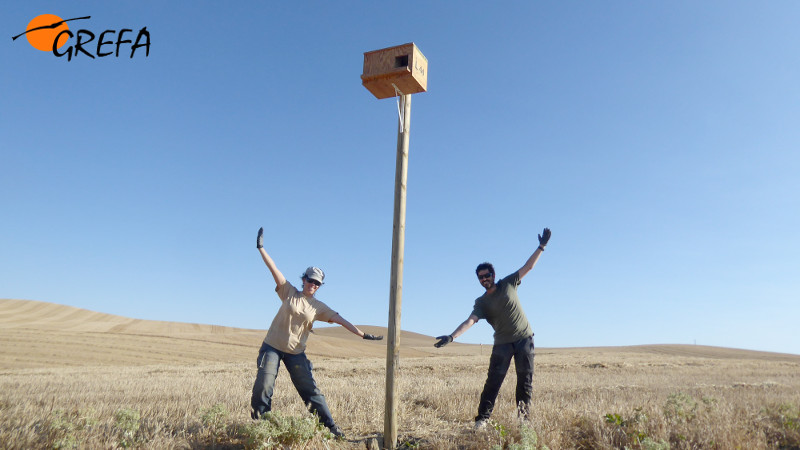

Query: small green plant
left=201, top=403, right=229, bottom=433
left=114, top=408, right=141, bottom=448
left=509, top=424, right=547, bottom=450
left=604, top=408, right=649, bottom=447
left=487, top=419, right=509, bottom=450
left=776, top=403, right=800, bottom=431
left=48, top=408, right=98, bottom=449
left=663, top=392, right=697, bottom=422
left=605, top=413, right=626, bottom=427
left=518, top=424, right=541, bottom=448
left=700, top=395, right=718, bottom=408
left=490, top=422, right=548, bottom=450
left=52, top=433, right=78, bottom=450
left=640, top=436, right=670, bottom=450
left=491, top=419, right=509, bottom=439
left=240, top=411, right=326, bottom=449
left=49, top=409, right=78, bottom=435
left=400, top=438, right=421, bottom=448
left=201, top=403, right=230, bottom=446
left=758, top=403, right=800, bottom=448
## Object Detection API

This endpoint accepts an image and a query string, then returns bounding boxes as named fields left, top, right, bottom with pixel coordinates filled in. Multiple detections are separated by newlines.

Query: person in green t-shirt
left=434, top=228, right=551, bottom=428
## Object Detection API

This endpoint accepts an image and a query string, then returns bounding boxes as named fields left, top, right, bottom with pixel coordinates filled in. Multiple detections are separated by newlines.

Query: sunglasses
left=477, top=272, right=494, bottom=280
left=306, top=279, right=321, bottom=287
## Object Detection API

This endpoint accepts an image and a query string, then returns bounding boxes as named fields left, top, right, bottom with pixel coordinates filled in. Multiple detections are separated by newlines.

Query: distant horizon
left=4, top=297, right=798, bottom=357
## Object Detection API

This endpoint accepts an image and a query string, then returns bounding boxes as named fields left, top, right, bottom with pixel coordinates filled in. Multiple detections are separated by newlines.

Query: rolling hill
left=0, top=299, right=476, bottom=368
left=2, top=299, right=797, bottom=369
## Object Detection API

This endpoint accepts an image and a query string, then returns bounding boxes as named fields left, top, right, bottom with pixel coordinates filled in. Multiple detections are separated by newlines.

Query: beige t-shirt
left=263, top=281, right=337, bottom=354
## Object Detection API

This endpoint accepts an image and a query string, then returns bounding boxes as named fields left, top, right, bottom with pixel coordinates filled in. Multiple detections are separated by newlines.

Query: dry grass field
left=2, top=298, right=799, bottom=449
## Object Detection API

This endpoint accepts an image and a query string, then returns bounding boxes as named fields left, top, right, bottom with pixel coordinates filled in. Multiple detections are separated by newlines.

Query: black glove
left=363, top=333, right=383, bottom=341
left=257, top=227, right=264, bottom=249
left=434, top=335, right=453, bottom=348
left=538, top=228, right=551, bottom=247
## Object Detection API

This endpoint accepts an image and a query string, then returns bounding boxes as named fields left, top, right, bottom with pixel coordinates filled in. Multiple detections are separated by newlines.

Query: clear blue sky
left=3, top=1, right=798, bottom=355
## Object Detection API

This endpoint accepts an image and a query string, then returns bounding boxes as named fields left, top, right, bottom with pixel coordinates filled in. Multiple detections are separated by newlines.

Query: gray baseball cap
left=303, top=266, right=325, bottom=284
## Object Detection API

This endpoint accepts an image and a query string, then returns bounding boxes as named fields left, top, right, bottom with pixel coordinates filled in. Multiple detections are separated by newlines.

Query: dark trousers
left=250, top=342, right=336, bottom=429
left=476, top=336, right=535, bottom=422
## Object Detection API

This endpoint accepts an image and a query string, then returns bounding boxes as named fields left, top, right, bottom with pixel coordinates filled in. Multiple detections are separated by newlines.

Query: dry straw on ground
left=2, top=299, right=799, bottom=449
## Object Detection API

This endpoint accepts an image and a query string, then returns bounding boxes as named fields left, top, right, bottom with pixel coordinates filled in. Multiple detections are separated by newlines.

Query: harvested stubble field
left=1, top=299, right=799, bottom=449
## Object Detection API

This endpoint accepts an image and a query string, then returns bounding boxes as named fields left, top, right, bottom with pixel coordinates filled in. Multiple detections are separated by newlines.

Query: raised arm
left=518, top=227, right=551, bottom=280
left=256, top=227, right=286, bottom=287
left=328, top=313, right=384, bottom=340
left=434, top=314, right=479, bottom=347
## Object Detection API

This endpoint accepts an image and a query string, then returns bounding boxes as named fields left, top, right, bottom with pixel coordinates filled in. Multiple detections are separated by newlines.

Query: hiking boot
left=328, top=424, right=345, bottom=439
left=517, top=402, right=531, bottom=423
left=474, top=418, right=488, bottom=431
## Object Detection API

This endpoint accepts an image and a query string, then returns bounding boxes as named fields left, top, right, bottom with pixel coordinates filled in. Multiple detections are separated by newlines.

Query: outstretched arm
left=434, top=314, right=479, bottom=347
left=328, top=313, right=384, bottom=340
left=256, top=227, right=286, bottom=287
left=518, top=227, right=551, bottom=280
left=451, top=315, right=479, bottom=339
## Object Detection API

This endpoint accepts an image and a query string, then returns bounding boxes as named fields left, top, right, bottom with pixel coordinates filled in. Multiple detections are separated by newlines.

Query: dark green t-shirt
left=471, top=271, right=533, bottom=345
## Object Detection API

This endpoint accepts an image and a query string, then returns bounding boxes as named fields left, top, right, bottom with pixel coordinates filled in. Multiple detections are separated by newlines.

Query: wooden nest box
left=361, top=43, right=428, bottom=99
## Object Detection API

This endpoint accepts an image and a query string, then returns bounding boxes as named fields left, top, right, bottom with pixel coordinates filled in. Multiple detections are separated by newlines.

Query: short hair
left=475, top=262, right=495, bottom=276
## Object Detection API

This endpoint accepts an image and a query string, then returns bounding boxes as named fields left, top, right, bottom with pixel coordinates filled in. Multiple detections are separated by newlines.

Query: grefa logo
left=12, top=14, right=150, bottom=61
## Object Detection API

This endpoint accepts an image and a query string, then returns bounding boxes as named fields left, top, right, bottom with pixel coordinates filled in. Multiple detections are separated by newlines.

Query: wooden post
left=384, top=93, right=411, bottom=450
left=361, top=42, right=426, bottom=450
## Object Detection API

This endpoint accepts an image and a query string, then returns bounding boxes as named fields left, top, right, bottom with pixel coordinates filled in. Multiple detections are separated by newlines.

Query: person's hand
left=538, top=228, right=551, bottom=247
left=363, top=333, right=383, bottom=341
left=434, top=335, right=453, bottom=348
left=257, top=227, right=264, bottom=249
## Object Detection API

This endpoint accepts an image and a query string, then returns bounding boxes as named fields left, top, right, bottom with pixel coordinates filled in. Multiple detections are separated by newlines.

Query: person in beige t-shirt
left=250, top=227, right=383, bottom=438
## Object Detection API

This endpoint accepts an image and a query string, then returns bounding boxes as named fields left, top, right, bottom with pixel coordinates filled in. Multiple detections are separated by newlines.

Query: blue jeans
left=250, top=342, right=336, bottom=428
left=476, top=336, right=535, bottom=421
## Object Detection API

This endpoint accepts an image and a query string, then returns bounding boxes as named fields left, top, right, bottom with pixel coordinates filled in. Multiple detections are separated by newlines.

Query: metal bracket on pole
left=392, top=83, right=406, bottom=132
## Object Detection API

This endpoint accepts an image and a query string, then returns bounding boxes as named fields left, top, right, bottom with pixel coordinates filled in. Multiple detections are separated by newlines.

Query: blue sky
left=2, top=1, right=798, bottom=355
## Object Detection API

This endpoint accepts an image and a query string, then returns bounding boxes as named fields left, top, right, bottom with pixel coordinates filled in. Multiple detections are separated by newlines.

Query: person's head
left=301, top=266, right=325, bottom=296
left=475, top=262, right=496, bottom=290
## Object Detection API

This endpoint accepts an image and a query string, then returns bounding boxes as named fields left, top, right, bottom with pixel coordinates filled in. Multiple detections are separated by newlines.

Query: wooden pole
left=384, top=93, right=412, bottom=450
